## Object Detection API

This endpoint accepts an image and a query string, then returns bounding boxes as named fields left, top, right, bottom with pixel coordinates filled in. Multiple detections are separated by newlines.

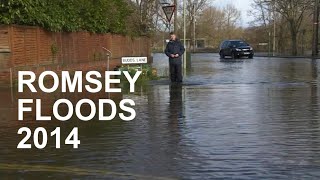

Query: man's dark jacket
left=165, top=39, right=185, bottom=64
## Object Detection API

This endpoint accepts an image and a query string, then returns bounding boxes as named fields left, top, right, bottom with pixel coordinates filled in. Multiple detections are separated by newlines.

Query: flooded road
left=1, top=53, right=320, bottom=179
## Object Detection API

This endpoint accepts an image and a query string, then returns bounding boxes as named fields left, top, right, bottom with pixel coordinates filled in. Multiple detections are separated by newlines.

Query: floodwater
left=1, top=53, right=320, bottom=179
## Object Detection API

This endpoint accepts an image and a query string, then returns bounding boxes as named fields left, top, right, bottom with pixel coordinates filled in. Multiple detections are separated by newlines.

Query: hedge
left=0, top=0, right=132, bottom=34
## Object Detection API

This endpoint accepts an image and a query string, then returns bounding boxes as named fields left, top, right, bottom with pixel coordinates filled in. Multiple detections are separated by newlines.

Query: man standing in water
left=165, top=32, right=185, bottom=83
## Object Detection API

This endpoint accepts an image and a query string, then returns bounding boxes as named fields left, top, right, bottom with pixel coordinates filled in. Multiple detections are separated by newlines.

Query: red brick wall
left=0, top=25, right=151, bottom=86
left=0, top=26, right=9, bottom=51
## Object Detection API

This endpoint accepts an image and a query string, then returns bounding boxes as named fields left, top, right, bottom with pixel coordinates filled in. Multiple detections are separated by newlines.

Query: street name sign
left=122, top=57, right=148, bottom=64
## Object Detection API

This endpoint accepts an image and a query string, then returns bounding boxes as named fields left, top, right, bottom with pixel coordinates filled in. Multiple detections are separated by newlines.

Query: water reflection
left=169, top=84, right=183, bottom=122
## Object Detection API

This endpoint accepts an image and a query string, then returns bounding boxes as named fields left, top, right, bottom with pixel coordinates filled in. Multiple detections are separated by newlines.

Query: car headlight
left=250, top=47, right=253, bottom=51
left=235, top=48, right=241, bottom=51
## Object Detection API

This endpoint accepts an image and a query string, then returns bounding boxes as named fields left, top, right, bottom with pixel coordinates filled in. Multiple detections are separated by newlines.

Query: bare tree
left=183, top=0, right=209, bottom=50
left=129, top=0, right=165, bottom=35
left=248, top=0, right=272, bottom=28
left=250, top=0, right=313, bottom=55
left=197, top=4, right=243, bottom=48
left=274, top=0, right=313, bottom=55
left=224, top=4, right=241, bottom=39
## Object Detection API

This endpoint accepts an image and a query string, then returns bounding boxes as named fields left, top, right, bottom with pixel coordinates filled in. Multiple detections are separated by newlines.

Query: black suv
left=219, top=40, right=254, bottom=59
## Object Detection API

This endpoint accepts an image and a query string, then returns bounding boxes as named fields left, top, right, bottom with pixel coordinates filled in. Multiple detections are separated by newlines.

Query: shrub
left=0, top=0, right=131, bottom=34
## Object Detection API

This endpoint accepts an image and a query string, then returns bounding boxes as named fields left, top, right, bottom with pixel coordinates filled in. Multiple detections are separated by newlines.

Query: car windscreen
left=230, top=41, right=249, bottom=47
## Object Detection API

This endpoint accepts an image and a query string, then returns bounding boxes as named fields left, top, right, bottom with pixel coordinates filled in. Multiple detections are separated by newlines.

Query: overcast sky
left=212, top=0, right=254, bottom=27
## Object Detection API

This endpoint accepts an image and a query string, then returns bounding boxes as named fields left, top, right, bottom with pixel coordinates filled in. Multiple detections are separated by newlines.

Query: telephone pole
left=312, top=0, right=319, bottom=56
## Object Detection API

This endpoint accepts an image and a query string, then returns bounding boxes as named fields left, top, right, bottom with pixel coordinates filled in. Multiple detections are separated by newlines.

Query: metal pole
left=102, top=47, right=112, bottom=71
left=193, top=3, right=196, bottom=52
left=268, top=2, right=271, bottom=57
left=10, top=67, right=13, bottom=88
left=163, top=32, right=165, bottom=52
left=263, top=0, right=275, bottom=56
left=183, top=0, right=187, bottom=76
left=268, top=32, right=271, bottom=57
left=10, top=67, right=13, bottom=103
left=174, top=0, right=178, bottom=33
left=272, top=2, right=276, bottom=56
left=107, top=55, right=110, bottom=71
left=273, top=21, right=276, bottom=56
left=312, top=0, right=319, bottom=56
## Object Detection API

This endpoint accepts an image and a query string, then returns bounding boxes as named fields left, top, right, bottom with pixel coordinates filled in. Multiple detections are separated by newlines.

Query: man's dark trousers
left=169, top=62, right=182, bottom=83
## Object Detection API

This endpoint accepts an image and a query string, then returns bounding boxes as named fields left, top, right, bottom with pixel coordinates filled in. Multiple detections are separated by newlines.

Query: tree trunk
left=277, top=21, right=284, bottom=54
left=291, top=35, right=298, bottom=56
left=289, top=22, right=298, bottom=56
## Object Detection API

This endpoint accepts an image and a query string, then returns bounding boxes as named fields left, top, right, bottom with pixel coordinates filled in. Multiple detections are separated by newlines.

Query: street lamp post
left=312, top=0, right=319, bottom=56
left=183, top=0, right=187, bottom=76
left=268, top=4, right=271, bottom=57
left=272, top=1, right=276, bottom=56
left=264, top=0, right=276, bottom=56
left=193, top=2, right=196, bottom=53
